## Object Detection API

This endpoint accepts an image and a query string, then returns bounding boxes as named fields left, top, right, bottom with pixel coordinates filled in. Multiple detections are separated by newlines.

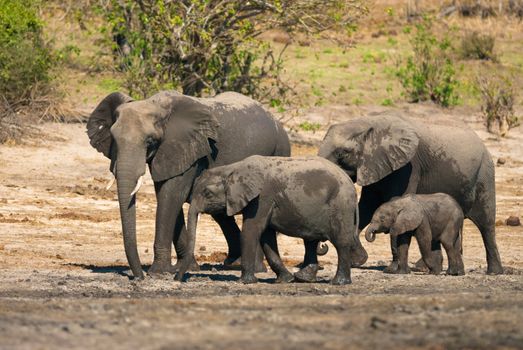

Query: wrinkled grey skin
left=87, top=91, right=290, bottom=279
left=181, top=156, right=367, bottom=285
left=366, top=194, right=465, bottom=275
left=318, top=114, right=503, bottom=275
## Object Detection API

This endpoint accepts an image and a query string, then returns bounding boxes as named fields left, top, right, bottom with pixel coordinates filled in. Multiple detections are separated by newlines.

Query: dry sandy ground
left=0, top=107, right=522, bottom=349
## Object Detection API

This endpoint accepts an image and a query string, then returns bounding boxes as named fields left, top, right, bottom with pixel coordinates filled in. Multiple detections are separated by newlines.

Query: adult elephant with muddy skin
left=87, top=91, right=290, bottom=279
left=318, top=113, right=503, bottom=275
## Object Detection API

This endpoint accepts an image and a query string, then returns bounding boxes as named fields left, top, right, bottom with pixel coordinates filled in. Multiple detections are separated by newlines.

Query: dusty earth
left=1, top=105, right=522, bottom=349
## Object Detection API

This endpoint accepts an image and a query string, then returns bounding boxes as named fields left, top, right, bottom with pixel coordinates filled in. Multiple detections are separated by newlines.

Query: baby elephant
left=365, top=193, right=465, bottom=276
left=177, top=155, right=367, bottom=284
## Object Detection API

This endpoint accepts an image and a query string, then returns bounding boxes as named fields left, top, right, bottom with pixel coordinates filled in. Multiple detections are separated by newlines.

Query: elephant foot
left=446, top=266, right=465, bottom=276
left=224, top=256, right=267, bottom=273
left=486, top=263, right=504, bottom=275
left=223, top=254, right=241, bottom=267
left=275, top=271, right=294, bottom=284
left=384, top=265, right=411, bottom=274
left=330, top=274, right=352, bottom=285
left=294, top=262, right=324, bottom=271
left=412, top=258, right=430, bottom=273
left=148, top=261, right=177, bottom=276
left=383, top=261, right=399, bottom=274
left=294, top=264, right=319, bottom=283
left=173, top=257, right=200, bottom=272
left=240, top=273, right=258, bottom=284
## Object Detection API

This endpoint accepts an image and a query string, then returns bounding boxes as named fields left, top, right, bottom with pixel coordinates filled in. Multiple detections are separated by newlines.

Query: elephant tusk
left=105, top=177, right=116, bottom=190
left=130, top=175, right=144, bottom=196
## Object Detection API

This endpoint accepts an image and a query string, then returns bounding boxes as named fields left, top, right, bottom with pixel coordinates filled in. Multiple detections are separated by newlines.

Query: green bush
left=460, top=31, right=496, bottom=61
left=0, top=0, right=54, bottom=102
left=100, top=0, right=368, bottom=99
left=396, top=17, right=459, bottom=107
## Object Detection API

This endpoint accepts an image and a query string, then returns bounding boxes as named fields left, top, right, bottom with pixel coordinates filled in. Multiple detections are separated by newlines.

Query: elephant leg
left=467, top=180, right=503, bottom=274
left=330, top=237, right=352, bottom=285
left=172, top=208, right=200, bottom=273
left=386, top=233, right=411, bottom=274
left=440, top=226, right=465, bottom=276
left=149, top=169, right=196, bottom=275
left=260, top=228, right=293, bottom=283
left=294, top=240, right=320, bottom=283
left=414, top=229, right=442, bottom=275
left=212, top=213, right=266, bottom=273
left=414, top=240, right=442, bottom=273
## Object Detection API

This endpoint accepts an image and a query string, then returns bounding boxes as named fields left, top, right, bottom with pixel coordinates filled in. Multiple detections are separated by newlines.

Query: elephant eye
left=203, top=188, right=214, bottom=198
left=335, top=149, right=349, bottom=158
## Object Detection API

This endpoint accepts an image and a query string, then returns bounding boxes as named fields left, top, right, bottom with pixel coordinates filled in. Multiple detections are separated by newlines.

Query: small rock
left=506, top=216, right=521, bottom=226
left=199, top=246, right=206, bottom=252
left=56, top=254, right=64, bottom=260
left=370, top=316, right=388, bottom=329
left=495, top=219, right=505, bottom=226
left=497, top=157, right=506, bottom=165
left=144, top=248, right=149, bottom=253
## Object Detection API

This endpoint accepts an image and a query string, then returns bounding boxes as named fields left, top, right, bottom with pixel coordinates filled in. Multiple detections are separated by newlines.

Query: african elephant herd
left=86, top=90, right=503, bottom=284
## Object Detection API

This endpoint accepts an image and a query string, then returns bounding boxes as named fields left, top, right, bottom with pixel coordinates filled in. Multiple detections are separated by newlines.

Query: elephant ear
left=86, top=92, right=133, bottom=159
left=150, top=95, right=219, bottom=182
left=357, top=116, right=419, bottom=186
left=390, top=201, right=423, bottom=236
left=225, top=161, right=265, bottom=216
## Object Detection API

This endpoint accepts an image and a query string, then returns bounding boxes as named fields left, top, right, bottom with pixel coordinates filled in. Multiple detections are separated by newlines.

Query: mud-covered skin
left=183, top=156, right=367, bottom=285
left=318, top=114, right=503, bottom=275
left=87, top=91, right=290, bottom=279
left=366, top=193, right=465, bottom=276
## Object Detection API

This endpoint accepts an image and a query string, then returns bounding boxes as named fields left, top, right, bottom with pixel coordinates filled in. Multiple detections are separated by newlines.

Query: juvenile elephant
left=318, top=113, right=503, bottom=275
left=179, top=156, right=367, bottom=285
left=87, top=91, right=290, bottom=279
left=365, top=193, right=465, bottom=275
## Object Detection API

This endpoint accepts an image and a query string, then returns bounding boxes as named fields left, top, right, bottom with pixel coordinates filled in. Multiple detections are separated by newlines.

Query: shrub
left=0, top=0, right=54, bottom=102
left=477, top=73, right=520, bottom=137
left=396, top=17, right=459, bottom=107
left=99, top=0, right=368, bottom=100
left=0, top=0, right=56, bottom=143
left=460, top=31, right=496, bottom=61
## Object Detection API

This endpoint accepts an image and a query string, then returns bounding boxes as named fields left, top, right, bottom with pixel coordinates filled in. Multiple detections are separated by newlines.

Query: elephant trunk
left=316, top=242, right=329, bottom=256
left=175, top=199, right=200, bottom=281
left=365, top=226, right=377, bottom=242
left=116, top=147, right=147, bottom=279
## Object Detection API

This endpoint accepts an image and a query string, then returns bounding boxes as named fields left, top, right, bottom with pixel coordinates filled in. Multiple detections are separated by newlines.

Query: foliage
left=99, top=0, right=367, bottom=99
left=476, top=73, right=519, bottom=137
left=460, top=31, right=496, bottom=61
left=0, top=0, right=58, bottom=143
left=0, top=0, right=54, bottom=102
left=396, top=17, right=459, bottom=107
left=298, top=121, right=322, bottom=132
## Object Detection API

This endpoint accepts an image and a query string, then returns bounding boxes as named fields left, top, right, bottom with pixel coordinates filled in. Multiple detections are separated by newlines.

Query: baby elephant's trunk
left=365, top=226, right=377, bottom=242
left=317, top=243, right=329, bottom=256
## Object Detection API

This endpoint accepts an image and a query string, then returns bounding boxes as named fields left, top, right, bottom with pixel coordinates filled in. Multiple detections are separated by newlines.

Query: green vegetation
left=477, top=73, right=519, bottom=136
left=298, top=121, right=322, bottom=132
left=99, top=0, right=367, bottom=99
left=461, top=31, right=497, bottom=61
left=0, top=0, right=54, bottom=102
left=396, top=17, right=459, bottom=107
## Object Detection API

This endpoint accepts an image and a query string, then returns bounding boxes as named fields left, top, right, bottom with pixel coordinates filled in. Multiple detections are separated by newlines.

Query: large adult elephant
left=87, top=91, right=290, bottom=279
left=318, top=113, right=503, bottom=275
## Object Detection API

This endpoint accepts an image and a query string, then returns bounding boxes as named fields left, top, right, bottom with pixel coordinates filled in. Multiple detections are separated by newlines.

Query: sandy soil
left=0, top=107, right=522, bottom=349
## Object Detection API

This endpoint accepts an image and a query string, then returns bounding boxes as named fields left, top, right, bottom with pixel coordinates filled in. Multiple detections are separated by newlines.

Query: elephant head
left=87, top=91, right=219, bottom=278
left=365, top=196, right=423, bottom=242
left=318, top=115, right=419, bottom=186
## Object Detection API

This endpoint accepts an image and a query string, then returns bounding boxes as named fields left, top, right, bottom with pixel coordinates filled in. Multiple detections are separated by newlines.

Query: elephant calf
left=178, top=155, right=367, bottom=285
left=365, top=193, right=465, bottom=276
